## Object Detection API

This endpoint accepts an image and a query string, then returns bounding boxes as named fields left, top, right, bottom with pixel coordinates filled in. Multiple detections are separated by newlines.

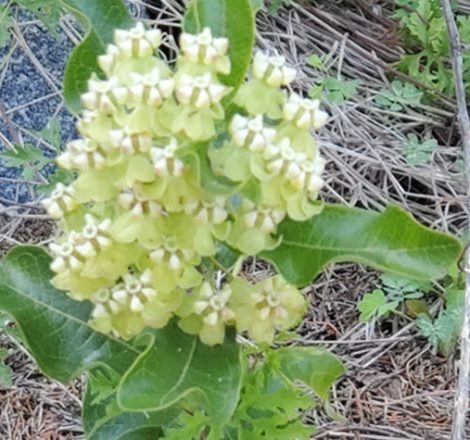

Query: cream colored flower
left=128, top=68, right=175, bottom=107
left=150, top=138, right=185, bottom=177
left=42, top=183, right=77, bottom=218
left=113, top=22, right=162, bottom=58
left=252, top=51, right=296, bottom=87
left=81, top=76, right=128, bottom=113
left=180, top=27, right=229, bottom=65
left=176, top=73, right=227, bottom=108
left=230, top=114, right=276, bottom=152
left=283, top=93, right=329, bottom=129
left=112, top=269, right=157, bottom=313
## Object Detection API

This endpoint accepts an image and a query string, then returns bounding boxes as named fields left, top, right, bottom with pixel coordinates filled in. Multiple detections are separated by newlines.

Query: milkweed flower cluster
left=44, top=23, right=328, bottom=345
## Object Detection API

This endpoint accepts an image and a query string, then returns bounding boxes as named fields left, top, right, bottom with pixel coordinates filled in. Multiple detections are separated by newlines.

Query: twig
left=439, top=1, right=470, bottom=439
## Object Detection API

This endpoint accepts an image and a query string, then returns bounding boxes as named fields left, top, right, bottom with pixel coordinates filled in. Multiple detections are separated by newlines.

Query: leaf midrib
left=0, top=281, right=139, bottom=354
left=280, top=239, right=455, bottom=254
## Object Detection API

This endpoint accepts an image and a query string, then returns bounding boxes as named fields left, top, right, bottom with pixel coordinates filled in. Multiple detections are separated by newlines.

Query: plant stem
left=440, top=1, right=470, bottom=439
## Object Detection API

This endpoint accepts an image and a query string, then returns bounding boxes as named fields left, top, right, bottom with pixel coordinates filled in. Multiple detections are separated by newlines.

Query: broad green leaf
left=263, top=204, right=462, bottom=286
left=358, top=290, right=397, bottom=322
left=184, top=0, right=255, bottom=94
left=60, top=0, right=134, bottom=112
left=118, top=322, right=242, bottom=433
left=230, top=362, right=314, bottom=440
left=84, top=370, right=178, bottom=440
left=274, top=347, right=345, bottom=400
left=0, top=246, right=139, bottom=381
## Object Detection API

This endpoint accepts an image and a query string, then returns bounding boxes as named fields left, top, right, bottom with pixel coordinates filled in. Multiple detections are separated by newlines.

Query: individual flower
left=127, top=68, right=175, bottom=108
left=49, top=232, right=84, bottom=273
left=175, top=73, right=227, bottom=109
left=41, top=183, right=78, bottom=219
left=57, top=139, right=106, bottom=170
left=261, top=138, right=304, bottom=181
left=113, top=22, right=162, bottom=58
left=252, top=52, right=296, bottom=87
left=226, top=200, right=285, bottom=255
left=81, top=76, right=128, bottom=114
left=150, top=138, right=185, bottom=177
left=177, top=282, right=235, bottom=345
left=235, top=52, right=296, bottom=118
left=148, top=236, right=202, bottom=293
left=180, top=27, right=230, bottom=74
left=283, top=93, right=329, bottom=130
left=112, top=269, right=157, bottom=313
left=111, top=188, right=165, bottom=246
left=74, top=214, right=113, bottom=258
left=89, top=287, right=125, bottom=336
left=232, top=276, right=306, bottom=343
left=108, top=128, right=152, bottom=157
left=230, top=114, right=276, bottom=152
left=180, top=197, right=230, bottom=255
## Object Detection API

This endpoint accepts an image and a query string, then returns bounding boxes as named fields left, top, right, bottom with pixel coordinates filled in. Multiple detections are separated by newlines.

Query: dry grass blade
left=439, top=1, right=470, bottom=438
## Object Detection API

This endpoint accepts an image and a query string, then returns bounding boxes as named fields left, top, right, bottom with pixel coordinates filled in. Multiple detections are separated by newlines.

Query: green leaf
left=306, top=53, right=323, bottom=69
left=230, top=362, right=314, bottom=440
left=358, top=290, right=392, bottom=322
left=31, top=117, right=62, bottom=152
left=184, top=0, right=255, bottom=94
left=60, top=0, right=134, bottom=112
left=16, top=0, right=63, bottom=35
left=118, top=322, right=242, bottom=433
left=321, top=76, right=360, bottom=104
left=249, top=0, right=264, bottom=12
left=263, top=204, right=462, bottom=286
left=0, top=246, right=140, bottom=382
left=84, top=370, right=178, bottom=440
left=402, top=133, right=438, bottom=166
left=0, top=5, right=13, bottom=48
left=0, top=348, right=13, bottom=387
left=0, top=144, right=51, bottom=181
left=406, top=299, right=430, bottom=317
left=274, top=347, right=345, bottom=400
